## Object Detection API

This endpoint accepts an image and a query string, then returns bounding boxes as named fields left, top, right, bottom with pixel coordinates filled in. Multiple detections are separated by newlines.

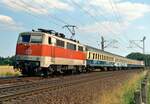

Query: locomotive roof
left=22, top=31, right=85, bottom=46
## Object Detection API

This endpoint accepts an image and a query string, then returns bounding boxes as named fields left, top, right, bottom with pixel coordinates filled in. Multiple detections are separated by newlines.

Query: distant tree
left=0, top=56, right=15, bottom=65
left=126, top=52, right=150, bottom=66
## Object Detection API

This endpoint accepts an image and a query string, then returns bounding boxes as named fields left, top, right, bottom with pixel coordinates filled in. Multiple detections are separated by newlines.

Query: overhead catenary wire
left=108, top=0, right=129, bottom=41
left=23, top=0, right=69, bottom=25
left=85, top=2, right=130, bottom=48
left=108, top=0, right=131, bottom=43
left=106, top=0, right=139, bottom=53
left=108, top=0, right=121, bottom=25
left=69, top=0, right=117, bottom=35
left=69, top=0, right=130, bottom=42
left=44, top=0, right=85, bottom=26
left=9, top=0, right=60, bottom=28
left=69, top=0, right=132, bottom=53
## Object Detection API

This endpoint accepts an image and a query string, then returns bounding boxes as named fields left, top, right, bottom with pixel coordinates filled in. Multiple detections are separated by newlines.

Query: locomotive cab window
left=18, top=34, right=31, bottom=43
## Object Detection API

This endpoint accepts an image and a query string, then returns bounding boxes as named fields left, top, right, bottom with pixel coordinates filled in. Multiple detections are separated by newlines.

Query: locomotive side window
left=31, top=35, right=42, bottom=43
left=88, top=52, right=91, bottom=59
left=56, top=39, right=64, bottom=47
left=67, top=43, right=76, bottom=50
left=48, top=37, right=51, bottom=44
left=78, top=46, right=83, bottom=51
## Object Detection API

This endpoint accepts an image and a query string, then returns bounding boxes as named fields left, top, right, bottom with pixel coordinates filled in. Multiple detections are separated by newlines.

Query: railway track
left=0, top=70, right=141, bottom=103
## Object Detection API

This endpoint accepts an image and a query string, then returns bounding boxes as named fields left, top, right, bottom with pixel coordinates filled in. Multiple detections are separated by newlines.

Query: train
left=14, top=28, right=144, bottom=76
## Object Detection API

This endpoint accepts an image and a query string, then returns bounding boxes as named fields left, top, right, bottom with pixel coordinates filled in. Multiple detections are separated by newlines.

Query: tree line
left=126, top=52, right=150, bottom=66
left=0, top=56, right=15, bottom=65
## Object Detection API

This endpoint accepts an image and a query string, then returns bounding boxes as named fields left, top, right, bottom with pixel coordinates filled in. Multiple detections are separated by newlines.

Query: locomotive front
left=14, top=32, right=45, bottom=75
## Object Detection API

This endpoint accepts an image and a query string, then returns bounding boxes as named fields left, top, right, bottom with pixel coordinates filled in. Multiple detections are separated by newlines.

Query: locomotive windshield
left=18, top=33, right=42, bottom=43
left=30, top=35, right=42, bottom=43
left=18, top=34, right=31, bottom=43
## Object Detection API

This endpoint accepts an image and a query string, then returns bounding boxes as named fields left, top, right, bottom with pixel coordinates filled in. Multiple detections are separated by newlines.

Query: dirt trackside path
left=1, top=70, right=144, bottom=104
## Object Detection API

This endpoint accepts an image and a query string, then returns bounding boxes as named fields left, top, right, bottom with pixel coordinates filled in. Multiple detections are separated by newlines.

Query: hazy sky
left=0, top=0, right=150, bottom=57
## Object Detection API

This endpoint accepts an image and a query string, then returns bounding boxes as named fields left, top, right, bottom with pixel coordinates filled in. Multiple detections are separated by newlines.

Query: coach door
left=50, top=37, right=56, bottom=63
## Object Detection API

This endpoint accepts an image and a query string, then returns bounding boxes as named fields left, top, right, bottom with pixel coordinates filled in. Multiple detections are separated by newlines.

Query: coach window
left=78, top=46, right=83, bottom=51
left=100, top=55, right=101, bottom=60
left=56, top=39, right=64, bottom=47
left=48, top=37, right=51, bottom=44
left=67, top=42, right=76, bottom=50
left=93, top=53, right=95, bottom=59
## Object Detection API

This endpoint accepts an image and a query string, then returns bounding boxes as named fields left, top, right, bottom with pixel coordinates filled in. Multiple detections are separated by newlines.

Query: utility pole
left=100, top=36, right=118, bottom=51
left=129, top=36, right=146, bottom=54
left=142, top=36, right=146, bottom=54
left=63, top=25, right=77, bottom=39
left=101, top=36, right=105, bottom=51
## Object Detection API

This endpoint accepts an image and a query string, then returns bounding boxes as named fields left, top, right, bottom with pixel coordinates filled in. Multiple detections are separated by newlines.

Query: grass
left=0, top=65, right=21, bottom=77
left=148, top=73, right=150, bottom=104
left=122, top=74, right=143, bottom=104
left=99, top=71, right=146, bottom=104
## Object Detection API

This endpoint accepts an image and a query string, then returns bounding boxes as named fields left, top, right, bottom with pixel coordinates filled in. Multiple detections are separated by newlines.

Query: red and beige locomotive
left=14, top=29, right=144, bottom=76
left=15, top=29, right=86, bottom=76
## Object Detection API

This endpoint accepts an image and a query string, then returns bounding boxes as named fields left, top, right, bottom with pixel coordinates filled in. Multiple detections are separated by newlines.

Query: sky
left=0, top=0, right=150, bottom=57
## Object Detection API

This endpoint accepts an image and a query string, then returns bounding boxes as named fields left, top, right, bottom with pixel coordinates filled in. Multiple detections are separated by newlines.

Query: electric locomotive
left=14, top=29, right=86, bottom=76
